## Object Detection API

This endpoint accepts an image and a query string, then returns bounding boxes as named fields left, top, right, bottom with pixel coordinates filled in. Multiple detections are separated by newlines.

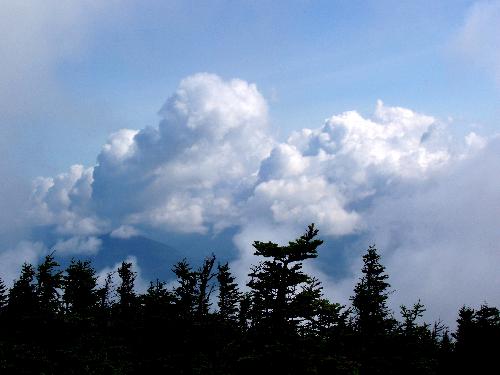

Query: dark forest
left=0, top=224, right=498, bottom=374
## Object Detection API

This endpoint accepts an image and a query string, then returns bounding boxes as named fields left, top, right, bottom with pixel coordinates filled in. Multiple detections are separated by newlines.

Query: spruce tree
left=36, top=253, right=63, bottom=315
left=97, top=271, right=114, bottom=312
left=247, top=224, right=323, bottom=336
left=117, top=261, right=136, bottom=312
left=63, top=259, right=98, bottom=315
left=217, top=262, right=240, bottom=322
left=350, top=245, right=395, bottom=374
left=143, top=279, right=174, bottom=318
left=196, top=254, right=216, bottom=320
left=8, top=263, right=37, bottom=316
left=351, top=245, right=393, bottom=337
left=173, top=259, right=197, bottom=319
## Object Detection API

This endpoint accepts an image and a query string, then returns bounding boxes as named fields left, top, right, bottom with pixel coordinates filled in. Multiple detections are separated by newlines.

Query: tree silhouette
left=8, top=263, right=37, bottom=316
left=63, top=259, right=98, bottom=315
left=247, top=224, right=323, bottom=336
left=0, top=229, right=498, bottom=375
left=116, top=261, right=136, bottom=313
left=350, top=245, right=395, bottom=374
left=351, top=245, right=393, bottom=337
left=36, top=253, right=63, bottom=315
left=217, top=262, right=240, bottom=322
left=173, top=259, right=197, bottom=319
left=196, top=254, right=216, bottom=320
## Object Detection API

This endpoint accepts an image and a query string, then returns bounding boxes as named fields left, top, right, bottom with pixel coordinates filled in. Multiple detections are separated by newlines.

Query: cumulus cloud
left=248, top=100, right=453, bottom=238
left=3, top=73, right=498, bottom=325
left=29, top=164, right=107, bottom=236
left=92, top=73, right=272, bottom=234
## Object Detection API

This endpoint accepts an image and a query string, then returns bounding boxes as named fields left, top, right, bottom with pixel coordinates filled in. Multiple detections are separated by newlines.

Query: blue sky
left=1, top=0, right=500, bottom=325
left=2, top=0, right=498, bottom=177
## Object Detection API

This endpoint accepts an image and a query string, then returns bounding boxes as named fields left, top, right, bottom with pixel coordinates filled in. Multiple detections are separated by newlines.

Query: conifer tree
left=63, top=259, right=98, bottom=315
left=196, top=254, right=216, bottom=320
left=238, top=292, right=252, bottom=331
left=173, top=259, right=197, bottom=318
left=36, top=253, right=63, bottom=315
left=117, top=261, right=136, bottom=312
left=351, top=245, right=393, bottom=337
left=8, top=263, right=37, bottom=316
left=97, top=271, right=114, bottom=312
left=143, top=279, right=174, bottom=317
left=247, top=224, right=323, bottom=336
left=217, top=262, right=240, bottom=322
left=400, top=300, right=426, bottom=336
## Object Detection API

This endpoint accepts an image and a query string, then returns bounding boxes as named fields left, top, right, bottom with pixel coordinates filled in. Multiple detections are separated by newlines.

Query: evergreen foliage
left=217, top=262, right=240, bottom=322
left=36, top=253, right=63, bottom=315
left=7, top=262, right=37, bottom=316
left=63, top=259, right=98, bottom=315
left=0, top=225, right=497, bottom=374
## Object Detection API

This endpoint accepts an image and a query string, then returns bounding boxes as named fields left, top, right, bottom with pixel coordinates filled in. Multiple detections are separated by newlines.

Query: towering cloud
left=92, top=73, right=272, bottom=234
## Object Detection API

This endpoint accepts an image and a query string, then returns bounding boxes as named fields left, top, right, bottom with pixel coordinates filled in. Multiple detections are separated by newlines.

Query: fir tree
left=173, top=259, right=197, bottom=319
left=97, top=271, right=114, bottom=315
left=217, top=262, right=240, bottom=322
left=117, top=261, right=136, bottom=312
left=247, top=224, right=323, bottom=336
left=8, top=263, right=37, bottom=316
left=36, top=253, right=63, bottom=315
left=143, top=279, right=174, bottom=317
left=351, top=245, right=393, bottom=337
left=196, top=254, right=216, bottom=320
left=63, top=259, right=98, bottom=315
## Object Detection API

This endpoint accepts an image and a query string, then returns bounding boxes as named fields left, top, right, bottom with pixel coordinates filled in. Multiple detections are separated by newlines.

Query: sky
left=1, top=0, right=500, bottom=326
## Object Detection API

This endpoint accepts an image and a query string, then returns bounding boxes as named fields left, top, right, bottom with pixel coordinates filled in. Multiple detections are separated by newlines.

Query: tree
left=36, top=253, right=63, bottom=315
left=63, top=259, right=98, bottom=315
left=453, top=304, right=500, bottom=373
left=8, top=263, right=37, bottom=316
left=247, top=224, right=323, bottom=336
left=97, top=271, right=114, bottom=312
left=217, top=262, right=240, bottom=322
left=173, top=259, right=197, bottom=319
left=143, top=279, right=174, bottom=318
left=116, top=261, right=137, bottom=312
left=349, top=246, right=396, bottom=374
left=350, top=245, right=393, bottom=337
left=400, top=300, right=426, bottom=336
left=196, top=254, right=216, bottom=320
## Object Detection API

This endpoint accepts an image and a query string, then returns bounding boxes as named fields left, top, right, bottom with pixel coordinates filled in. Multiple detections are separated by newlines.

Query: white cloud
left=248, top=100, right=453, bottom=238
left=53, top=236, right=102, bottom=255
left=91, top=73, right=273, bottom=233
left=110, top=225, right=140, bottom=239
left=29, top=164, right=107, bottom=236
